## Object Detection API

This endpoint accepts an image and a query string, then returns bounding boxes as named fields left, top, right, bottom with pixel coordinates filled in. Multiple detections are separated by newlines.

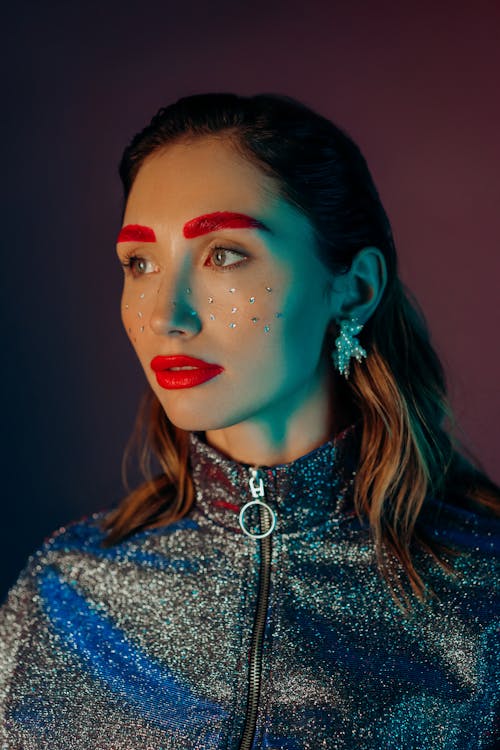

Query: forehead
left=126, top=137, right=278, bottom=220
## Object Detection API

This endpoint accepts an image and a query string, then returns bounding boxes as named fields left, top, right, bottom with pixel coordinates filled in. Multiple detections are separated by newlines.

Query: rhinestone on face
left=125, top=304, right=129, bottom=310
left=264, top=325, right=270, bottom=333
left=137, top=312, right=143, bottom=319
left=229, top=288, right=236, bottom=293
left=275, top=312, right=283, bottom=318
left=209, top=313, right=215, bottom=321
left=249, top=297, right=255, bottom=303
left=229, top=322, right=236, bottom=328
left=139, top=293, right=145, bottom=299
left=186, top=288, right=192, bottom=294
left=208, top=297, right=214, bottom=303
left=265, top=287, right=272, bottom=292
left=140, top=326, right=145, bottom=332
left=251, top=317, right=259, bottom=324
left=231, top=307, right=238, bottom=313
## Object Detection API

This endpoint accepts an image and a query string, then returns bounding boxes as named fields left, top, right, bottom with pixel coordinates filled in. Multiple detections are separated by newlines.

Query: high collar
left=188, top=422, right=362, bottom=536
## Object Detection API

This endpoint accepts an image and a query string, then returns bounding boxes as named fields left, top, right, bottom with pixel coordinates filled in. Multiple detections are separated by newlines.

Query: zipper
left=238, top=468, right=275, bottom=750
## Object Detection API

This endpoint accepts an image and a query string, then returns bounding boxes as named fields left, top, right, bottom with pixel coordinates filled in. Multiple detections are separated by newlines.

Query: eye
left=205, top=245, right=248, bottom=270
left=120, top=253, right=158, bottom=278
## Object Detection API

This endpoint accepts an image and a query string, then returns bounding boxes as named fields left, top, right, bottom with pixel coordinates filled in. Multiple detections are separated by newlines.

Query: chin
left=155, top=399, right=230, bottom=433
left=160, top=398, right=258, bottom=434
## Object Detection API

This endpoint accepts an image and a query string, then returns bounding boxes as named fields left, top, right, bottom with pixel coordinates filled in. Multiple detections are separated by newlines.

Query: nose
left=149, top=269, right=202, bottom=338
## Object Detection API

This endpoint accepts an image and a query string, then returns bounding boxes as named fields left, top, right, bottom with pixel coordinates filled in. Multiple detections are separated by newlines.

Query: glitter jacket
left=0, top=425, right=498, bottom=749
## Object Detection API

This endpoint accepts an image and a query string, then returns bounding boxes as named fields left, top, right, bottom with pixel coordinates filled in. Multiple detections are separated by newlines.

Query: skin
left=116, top=136, right=387, bottom=466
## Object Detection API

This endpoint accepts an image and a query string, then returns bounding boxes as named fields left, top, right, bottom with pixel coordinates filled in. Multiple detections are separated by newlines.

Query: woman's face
left=117, top=136, right=340, bottom=435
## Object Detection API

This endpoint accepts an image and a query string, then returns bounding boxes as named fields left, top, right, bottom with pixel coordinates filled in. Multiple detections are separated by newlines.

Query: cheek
left=241, top=281, right=329, bottom=364
left=200, top=283, right=282, bottom=337
left=121, top=287, right=148, bottom=346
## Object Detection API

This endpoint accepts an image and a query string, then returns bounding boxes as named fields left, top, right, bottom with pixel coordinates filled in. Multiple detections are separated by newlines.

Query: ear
left=330, top=246, right=387, bottom=324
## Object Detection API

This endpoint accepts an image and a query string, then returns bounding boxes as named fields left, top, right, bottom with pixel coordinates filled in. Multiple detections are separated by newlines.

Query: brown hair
left=102, top=92, right=499, bottom=609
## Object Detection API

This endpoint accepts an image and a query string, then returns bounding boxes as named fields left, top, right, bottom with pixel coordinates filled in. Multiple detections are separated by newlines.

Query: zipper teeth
left=238, top=498, right=273, bottom=750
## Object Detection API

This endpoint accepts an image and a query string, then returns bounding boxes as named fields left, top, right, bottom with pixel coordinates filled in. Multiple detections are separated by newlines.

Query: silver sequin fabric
left=0, top=424, right=498, bottom=749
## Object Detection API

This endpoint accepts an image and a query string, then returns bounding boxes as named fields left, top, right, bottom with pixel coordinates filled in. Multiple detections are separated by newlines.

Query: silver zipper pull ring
left=239, top=468, right=277, bottom=539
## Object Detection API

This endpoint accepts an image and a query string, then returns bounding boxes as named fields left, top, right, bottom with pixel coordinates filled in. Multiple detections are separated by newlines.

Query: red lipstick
left=183, top=211, right=270, bottom=238
left=150, top=355, right=224, bottom=390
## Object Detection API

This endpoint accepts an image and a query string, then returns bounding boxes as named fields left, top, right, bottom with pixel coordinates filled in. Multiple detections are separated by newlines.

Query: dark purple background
left=2, top=0, right=499, bottom=600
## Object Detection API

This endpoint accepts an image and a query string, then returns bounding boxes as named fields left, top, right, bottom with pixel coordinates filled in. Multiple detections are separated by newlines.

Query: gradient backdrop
left=2, top=0, right=499, bottom=600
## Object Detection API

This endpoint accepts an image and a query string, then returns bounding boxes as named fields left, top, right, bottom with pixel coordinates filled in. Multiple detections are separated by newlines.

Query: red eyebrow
left=183, top=211, right=270, bottom=239
left=117, top=224, right=157, bottom=243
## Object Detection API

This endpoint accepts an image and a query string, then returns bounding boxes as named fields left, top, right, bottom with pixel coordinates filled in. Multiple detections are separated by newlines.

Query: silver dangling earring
left=332, top=317, right=367, bottom=379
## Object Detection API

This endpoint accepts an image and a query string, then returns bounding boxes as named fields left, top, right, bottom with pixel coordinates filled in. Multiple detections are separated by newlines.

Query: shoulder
left=415, top=493, right=500, bottom=617
left=0, top=511, right=110, bottom=616
left=419, top=492, right=500, bottom=557
left=1, top=508, right=200, bottom=613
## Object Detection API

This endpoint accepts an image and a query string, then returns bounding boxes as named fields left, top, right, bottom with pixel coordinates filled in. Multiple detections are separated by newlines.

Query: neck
left=204, top=364, right=354, bottom=466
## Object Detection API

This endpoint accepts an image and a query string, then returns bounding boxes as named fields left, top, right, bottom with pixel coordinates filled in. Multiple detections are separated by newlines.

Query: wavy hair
left=102, top=92, right=499, bottom=609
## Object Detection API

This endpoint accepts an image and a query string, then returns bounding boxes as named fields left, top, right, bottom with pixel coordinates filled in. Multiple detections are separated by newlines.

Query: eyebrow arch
left=117, top=224, right=157, bottom=243
left=183, top=211, right=271, bottom=239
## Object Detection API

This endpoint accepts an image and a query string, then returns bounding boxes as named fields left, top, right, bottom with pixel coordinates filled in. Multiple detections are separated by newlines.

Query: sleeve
left=0, top=557, right=40, bottom=744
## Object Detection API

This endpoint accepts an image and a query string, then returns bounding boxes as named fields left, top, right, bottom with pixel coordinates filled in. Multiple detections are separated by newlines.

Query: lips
left=150, top=355, right=224, bottom=390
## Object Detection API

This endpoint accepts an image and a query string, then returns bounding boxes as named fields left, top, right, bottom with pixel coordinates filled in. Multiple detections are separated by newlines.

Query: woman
left=1, top=92, right=498, bottom=749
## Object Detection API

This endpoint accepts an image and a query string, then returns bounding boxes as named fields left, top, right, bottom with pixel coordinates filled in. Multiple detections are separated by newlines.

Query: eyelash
left=120, top=245, right=248, bottom=277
